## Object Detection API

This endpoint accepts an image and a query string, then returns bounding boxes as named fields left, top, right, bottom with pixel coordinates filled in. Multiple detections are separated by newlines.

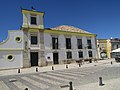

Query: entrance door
left=53, top=52, right=59, bottom=64
left=30, top=52, right=38, bottom=66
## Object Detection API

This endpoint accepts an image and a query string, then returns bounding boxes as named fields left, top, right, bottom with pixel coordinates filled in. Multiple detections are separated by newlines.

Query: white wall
left=91, top=37, right=96, bottom=50
left=0, top=51, right=23, bottom=69
left=45, top=51, right=53, bottom=61
left=72, top=51, right=78, bottom=60
left=91, top=37, right=97, bottom=58
left=22, top=13, right=44, bottom=29
left=44, top=33, right=52, bottom=49
left=0, top=30, right=24, bottom=49
left=59, top=51, right=66, bottom=60
left=82, top=36, right=88, bottom=59
left=0, top=30, right=24, bottom=69
left=59, top=35, right=65, bottom=49
left=71, top=36, right=77, bottom=49
left=44, top=33, right=97, bottom=63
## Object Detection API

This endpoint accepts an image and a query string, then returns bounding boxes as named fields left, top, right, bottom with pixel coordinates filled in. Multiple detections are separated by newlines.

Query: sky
left=0, top=0, right=120, bottom=42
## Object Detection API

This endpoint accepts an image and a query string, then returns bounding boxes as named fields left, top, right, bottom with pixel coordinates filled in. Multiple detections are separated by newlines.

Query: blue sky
left=0, top=0, right=120, bottom=42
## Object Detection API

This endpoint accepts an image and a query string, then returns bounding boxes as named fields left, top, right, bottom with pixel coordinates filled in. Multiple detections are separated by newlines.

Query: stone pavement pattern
left=74, top=77, right=120, bottom=90
left=0, top=66, right=103, bottom=90
left=0, top=59, right=112, bottom=76
left=0, top=59, right=119, bottom=90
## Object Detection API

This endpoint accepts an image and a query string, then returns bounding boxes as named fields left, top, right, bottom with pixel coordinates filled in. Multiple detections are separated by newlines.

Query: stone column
left=23, top=29, right=31, bottom=68
left=82, top=36, right=89, bottom=59
left=38, top=29, right=46, bottom=66
left=38, top=50, right=46, bottom=66
left=23, top=50, right=31, bottom=68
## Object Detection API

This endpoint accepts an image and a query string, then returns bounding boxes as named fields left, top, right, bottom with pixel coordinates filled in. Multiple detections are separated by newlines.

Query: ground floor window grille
left=88, top=51, right=93, bottom=57
left=67, top=51, right=72, bottom=59
left=78, top=51, right=83, bottom=58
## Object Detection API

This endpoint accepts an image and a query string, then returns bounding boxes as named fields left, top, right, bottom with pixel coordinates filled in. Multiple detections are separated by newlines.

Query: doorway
left=53, top=52, right=59, bottom=64
left=30, top=52, right=38, bottom=66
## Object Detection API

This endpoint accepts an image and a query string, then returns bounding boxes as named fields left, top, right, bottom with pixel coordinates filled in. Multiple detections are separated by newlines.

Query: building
left=110, top=38, right=120, bottom=58
left=110, top=38, right=120, bottom=51
left=97, top=39, right=111, bottom=59
left=0, top=9, right=97, bottom=69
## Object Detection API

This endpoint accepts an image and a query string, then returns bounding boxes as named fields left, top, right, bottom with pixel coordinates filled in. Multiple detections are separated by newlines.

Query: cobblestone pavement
left=0, top=65, right=106, bottom=90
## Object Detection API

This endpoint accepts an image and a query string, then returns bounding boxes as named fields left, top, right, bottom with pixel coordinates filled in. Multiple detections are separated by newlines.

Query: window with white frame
left=67, top=51, right=72, bottom=59
left=31, top=15, right=37, bottom=25
left=87, top=39, right=92, bottom=49
left=88, top=51, right=93, bottom=57
left=31, top=34, right=38, bottom=45
left=77, top=39, right=82, bottom=49
left=52, top=37, right=58, bottom=49
left=78, top=51, right=83, bottom=58
left=101, top=44, right=105, bottom=48
left=66, top=38, right=71, bottom=49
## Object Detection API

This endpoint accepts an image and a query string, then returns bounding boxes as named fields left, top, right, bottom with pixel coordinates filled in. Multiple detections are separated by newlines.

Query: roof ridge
left=50, top=25, right=92, bottom=34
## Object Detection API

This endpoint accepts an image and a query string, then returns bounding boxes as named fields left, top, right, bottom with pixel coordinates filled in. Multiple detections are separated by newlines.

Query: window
left=31, top=35, right=37, bottom=45
left=117, top=44, right=119, bottom=49
left=102, top=44, right=105, bottom=48
left=67, top=51, right=72, bottom=59
left=87, top=39, right=92, bottom=49
left=77, top=39, right=82, bottom=49
left=7, top=55, right=14, bottom=61
left=78, top=51, right=83, bottom=58
left=88, top=51, right=93, bottom=57
left=15, top=37, right=21, bottom=42
left=31, top=16, right=37, bottom=25
left=66, top=38, right=71, bottom=49
left=52, top=37, right=58, bottom=49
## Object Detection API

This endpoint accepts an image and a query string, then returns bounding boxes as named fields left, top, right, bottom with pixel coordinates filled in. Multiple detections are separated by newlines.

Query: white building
left=0, top=9, right=97, bottom=69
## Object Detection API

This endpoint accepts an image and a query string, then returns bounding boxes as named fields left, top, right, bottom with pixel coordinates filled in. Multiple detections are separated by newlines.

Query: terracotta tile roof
left=50, top=25, right=92, bottom=34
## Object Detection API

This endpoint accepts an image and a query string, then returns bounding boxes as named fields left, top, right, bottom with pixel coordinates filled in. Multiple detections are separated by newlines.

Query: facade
left=110, top=38, right=120, bottom=58
left=97, top=39, right=111, bottom=59
left=111, top=38, right=120, bottom=51
left=0, top=9, right=97, bottom=69
left=0, top=31, right=24, bottom=69
left=44, top=26, right=97, bottom=65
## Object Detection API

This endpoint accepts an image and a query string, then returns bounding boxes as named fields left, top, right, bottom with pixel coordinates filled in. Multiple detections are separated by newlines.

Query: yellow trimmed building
left=0, top=8, right=97, bottom=69
left=97, top=39, right=111, bottom=59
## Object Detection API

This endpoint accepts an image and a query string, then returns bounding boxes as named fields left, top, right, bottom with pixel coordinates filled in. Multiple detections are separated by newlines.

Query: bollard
left=69, top=81, right=73, bottom=90
left=36, top=68, right=38, bottom=72
left=111, top=61, right=113, bottom=65
left=99, top=77, right=104, bottom=86
left=24, top=88, right=28, bottom=90
left=89, top=59, right=92, bottom=63
left=66, top=65, right=68, bottom=69
left=79, top=63, right=81, bottom=67
left=18, top=69, right=20, bottom=73
left=52, top=66, right=54, bottom=70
